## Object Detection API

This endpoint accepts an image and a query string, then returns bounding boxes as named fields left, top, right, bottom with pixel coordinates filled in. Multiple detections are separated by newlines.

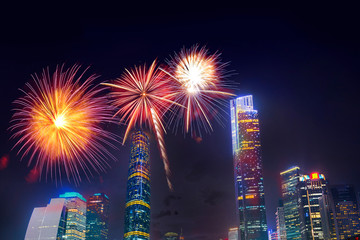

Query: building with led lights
left=280, top=166, right=301, bottom=240
left=276, top=201, right=286, bottom=240
left=60, top=192, right=87, bottom=240
left=86, top=193, right=110, bottom=239
left=25, top=198, right=67, bottom=240
left=298, top=172, right=328, bottom=240
left=230, top=95, right=268, bottom=240
left=124, top=130, right=151, bottom=240
left=268, top=229, right=278, bottom=240
left=228, top=227, right=239, bottom=240
left=328, top=184, right=360, bottom=239
left=163, top=232, right=180, bottom=240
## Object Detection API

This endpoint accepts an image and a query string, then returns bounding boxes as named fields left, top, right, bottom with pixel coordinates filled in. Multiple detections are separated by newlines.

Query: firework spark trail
left=163, top=45, right=234, bottom=137
left=10, top=64, right=118, bottom=184
left=102, top=60, right=179, bottom=190
left=150, top=107, right=173, bottom=190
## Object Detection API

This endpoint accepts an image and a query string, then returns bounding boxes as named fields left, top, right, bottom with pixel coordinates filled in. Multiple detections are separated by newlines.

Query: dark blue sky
left=0, top=3, right=359, bottom=240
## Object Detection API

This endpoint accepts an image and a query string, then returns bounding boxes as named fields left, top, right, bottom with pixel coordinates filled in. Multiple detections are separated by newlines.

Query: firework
left=164, top=45, right=234, bottom=137
left=102, top=60, right=178, bottom=190
left=10, top=65, right=117, bottom=184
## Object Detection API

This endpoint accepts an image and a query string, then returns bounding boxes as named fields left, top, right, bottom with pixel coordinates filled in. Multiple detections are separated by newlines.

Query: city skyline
left=0, top=4, right=359, bottom=240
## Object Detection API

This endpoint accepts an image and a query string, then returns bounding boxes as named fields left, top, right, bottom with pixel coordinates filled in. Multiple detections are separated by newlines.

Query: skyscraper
left=276, top=201, right=287, bottom=240
left=230, top=95, right=268, bottom=240
left=86, top=193, right=110, bottom=240
left=25, top=198, right=67, bottom=240
left=124, top=130, right=151, bottom=240
left=280, top=166, right=301, bottom=240
left=328, top=184, right=360, bottom=239
left=59, top=192, right=87, bottom=240
left=298, top=173, right=328, bottom=240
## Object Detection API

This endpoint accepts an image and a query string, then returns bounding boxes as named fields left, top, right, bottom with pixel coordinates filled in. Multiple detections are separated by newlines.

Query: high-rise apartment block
left=124, top=130, right=151, bottom=240
left=86, top=193, right=110, bottom=239
left=230, top=95, right=268, bottom=240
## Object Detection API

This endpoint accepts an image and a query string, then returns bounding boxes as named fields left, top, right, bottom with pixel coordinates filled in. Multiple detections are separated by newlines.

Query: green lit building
left=86, top=193, right=110, bottom=239
left=124, top=130, right=151, bottom=240
left=280, top=166, right=301, bottom=240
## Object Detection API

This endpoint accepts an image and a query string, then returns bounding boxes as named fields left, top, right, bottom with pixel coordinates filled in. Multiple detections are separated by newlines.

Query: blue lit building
left=124, top=130, right=151, bottom=240
left=230, top=95, right=268, bottom=240
left=86, top=193, right=110, bottom=240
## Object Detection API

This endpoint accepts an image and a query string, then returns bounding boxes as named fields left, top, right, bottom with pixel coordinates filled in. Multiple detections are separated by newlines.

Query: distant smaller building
left=228, top=227, right=238, bottom=240
left=25, top=198, right=67, bottom=240
left=163, top=232, right=179, bottom=240
left=276, top=200, right=286, bottom=240
left=268, top=229, right=278, bottom=240
left=329, top=184, right=360, bottom=239
left=87, top=193, right=110, bottom=240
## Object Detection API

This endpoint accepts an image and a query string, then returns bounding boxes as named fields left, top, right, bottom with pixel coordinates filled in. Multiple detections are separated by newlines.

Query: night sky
left=0, top=3, right=359, bottom=240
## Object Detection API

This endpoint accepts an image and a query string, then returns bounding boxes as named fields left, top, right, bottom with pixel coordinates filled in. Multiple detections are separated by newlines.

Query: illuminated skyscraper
left=280, top=166, right=301, bottom=240
left=86, top=193, right=110, bottom=240
left=230, top=95, right=268, bottom=240
left=124, top=130, right=151, bottom=240
left=328, top=184, right=360, bottom=239
left=298, top=173, right=328, bottom=240
left=25, top=198, right=67, bottom=240
left=60, top=192, right=87, bottom=240
left=276, top=201, right=286, bottom=240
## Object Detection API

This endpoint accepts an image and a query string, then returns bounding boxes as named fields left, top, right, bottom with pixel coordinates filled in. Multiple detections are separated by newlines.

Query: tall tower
left=280, top=166, right=301, bottom=240
left=124, top=130, right=151, bottom=240
left=230, top=95, right=268, bottom=240
left=59, top=192, right=87, bottom=240
left=86, top=193, right=110, bottom=240
left=25, top=198, right=67, bottom=240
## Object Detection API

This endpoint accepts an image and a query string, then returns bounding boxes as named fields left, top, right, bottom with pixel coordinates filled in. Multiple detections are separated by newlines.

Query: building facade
left=86, top=193, right=110, bottom=239
left=124, top=130, right=151, bottom=240
left=329, top=184, right=360, bottom=239
left=280, top=166, right=302, bottom=240
left=276, top=201, right=287, bottom=240
left=230, top=95, right=268, bottom=240
left=298, top=173, right=328, bottom=240
left=163, top=232, right=179, bottom=240
left=228, top=227, right=239, bottom=240
left=59, top=192, right=87, bottom=240
left=25, top=198, right=67, bottom=240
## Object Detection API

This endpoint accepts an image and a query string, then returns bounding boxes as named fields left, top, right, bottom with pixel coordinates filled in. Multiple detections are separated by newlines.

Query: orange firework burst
left=164, top=45, right=234, bottom=137
left=10, top=65, right=117, bottom=184
left=102, top=60, right=179, bottom=190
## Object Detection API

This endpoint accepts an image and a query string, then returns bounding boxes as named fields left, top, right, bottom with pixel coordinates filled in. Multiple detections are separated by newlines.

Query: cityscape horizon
left=0, top=4, right=359, bottom=240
